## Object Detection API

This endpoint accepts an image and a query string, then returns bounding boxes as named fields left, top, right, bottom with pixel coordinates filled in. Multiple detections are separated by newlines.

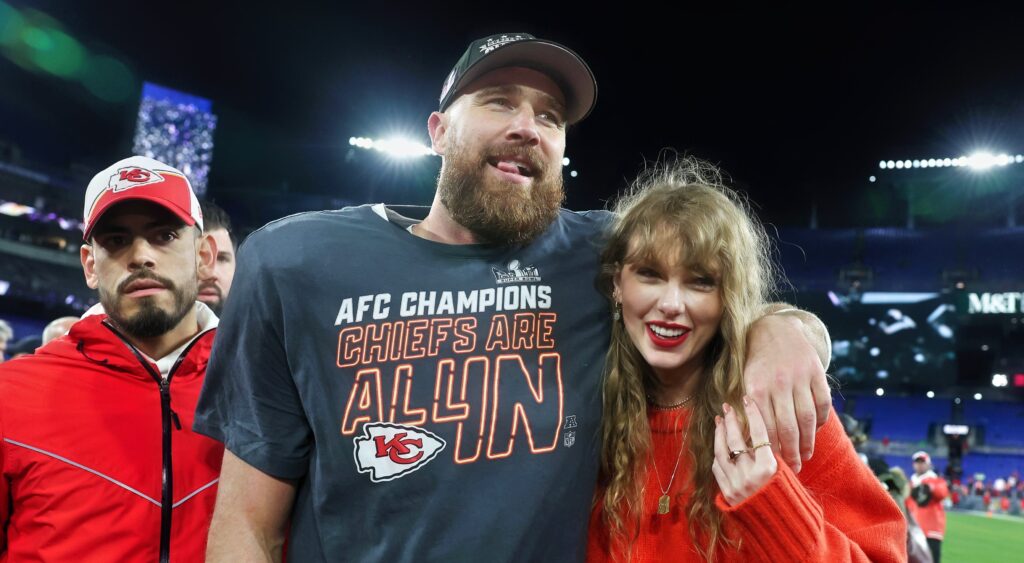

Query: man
left=196, top=33, right=832, bottom=561
left=908, top=450, right=949, bottom=562
left=42, top=315, right=79, bottom=345
left=197, top=200, right=237, bottom=316
left=0, top=156, right=223, bottom=562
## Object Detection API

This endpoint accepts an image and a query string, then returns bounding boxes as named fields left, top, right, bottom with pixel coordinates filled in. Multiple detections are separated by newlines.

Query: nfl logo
left=564, top=431, right=576, bottom=448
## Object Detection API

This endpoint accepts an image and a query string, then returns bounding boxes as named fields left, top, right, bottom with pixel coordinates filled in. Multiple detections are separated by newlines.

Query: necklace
left=652, top=423, right=689, bottom=515
left=648, top=394, right=694, bottom=513
left=647, top=393, right=694, bottom=410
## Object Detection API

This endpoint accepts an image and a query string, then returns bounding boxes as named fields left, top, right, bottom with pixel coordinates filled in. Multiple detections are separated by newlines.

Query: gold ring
left=729, top=448, right=748, bottom=462
left=751, top=441, right=771, bottom=451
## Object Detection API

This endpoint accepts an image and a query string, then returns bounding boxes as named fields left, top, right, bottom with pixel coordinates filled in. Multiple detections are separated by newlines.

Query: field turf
left=943, top=510, right=1024, bottom=562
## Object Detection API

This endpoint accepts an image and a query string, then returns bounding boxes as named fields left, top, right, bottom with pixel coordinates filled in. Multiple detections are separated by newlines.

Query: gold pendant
left=657, top=494, right=670, bottom=515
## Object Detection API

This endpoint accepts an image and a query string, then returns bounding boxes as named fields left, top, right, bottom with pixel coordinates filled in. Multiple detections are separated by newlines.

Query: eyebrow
left=475, top=84, right=567, bottom=115
left=92, top=220, right=185, bottom=236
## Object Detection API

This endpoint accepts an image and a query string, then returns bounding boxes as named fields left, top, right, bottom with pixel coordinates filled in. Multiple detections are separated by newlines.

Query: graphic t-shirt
left=195, top=204, right=612, bottom=562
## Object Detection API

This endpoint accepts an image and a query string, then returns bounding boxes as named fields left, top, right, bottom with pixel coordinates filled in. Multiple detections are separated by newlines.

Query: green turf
left=943, top=510, right=1024, bottom=562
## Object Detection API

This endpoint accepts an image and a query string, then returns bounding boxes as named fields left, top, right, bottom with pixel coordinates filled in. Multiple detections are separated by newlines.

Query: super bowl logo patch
left=353, top=423, right=446, bottom=483
left=479, top=34, right=527, bottom=54
left=492, top=259, right=541, bottom=284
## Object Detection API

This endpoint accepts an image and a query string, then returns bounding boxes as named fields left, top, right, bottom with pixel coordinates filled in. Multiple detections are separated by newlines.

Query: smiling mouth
left=646, top=323, right=691, bottom=347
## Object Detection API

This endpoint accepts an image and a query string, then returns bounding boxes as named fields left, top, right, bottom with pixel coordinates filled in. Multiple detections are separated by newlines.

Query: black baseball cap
left=438, top=33, right=597, bottom=124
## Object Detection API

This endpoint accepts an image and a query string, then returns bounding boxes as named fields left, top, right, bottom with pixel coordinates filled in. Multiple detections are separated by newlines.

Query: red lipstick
left=646, top=321, right=691, bottom=348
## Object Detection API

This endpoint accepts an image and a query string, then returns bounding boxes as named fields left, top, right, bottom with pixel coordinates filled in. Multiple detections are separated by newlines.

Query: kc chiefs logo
left=353, top=423, right=446, bottom=483
left=108, top=166, right=164, bottom=192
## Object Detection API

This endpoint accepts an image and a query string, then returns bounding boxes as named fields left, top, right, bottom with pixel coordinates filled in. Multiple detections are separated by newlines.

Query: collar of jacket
left=40, top=303, right=218, bottom=382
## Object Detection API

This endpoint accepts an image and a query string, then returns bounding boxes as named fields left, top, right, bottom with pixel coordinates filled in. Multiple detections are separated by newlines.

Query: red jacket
left=0, top=313, right=223, bottom=562
left=907, top=471, right=948, bottom=541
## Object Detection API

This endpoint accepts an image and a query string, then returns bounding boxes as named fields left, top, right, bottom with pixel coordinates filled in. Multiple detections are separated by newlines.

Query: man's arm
left=744, top=303, right=832, bottom=474
left=206, top=450, right=297, bottom=562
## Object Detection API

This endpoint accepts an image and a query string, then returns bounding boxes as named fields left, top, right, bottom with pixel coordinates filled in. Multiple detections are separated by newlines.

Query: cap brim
left=443, top=39, right=597, bottom=124
left=83, top=194, right=198, bottom=240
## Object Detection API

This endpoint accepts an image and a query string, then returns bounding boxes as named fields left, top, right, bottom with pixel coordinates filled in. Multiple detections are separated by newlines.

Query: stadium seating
left=846, top=394, right=951, bottom=442
left=964, top=400, right=1024, bottom=448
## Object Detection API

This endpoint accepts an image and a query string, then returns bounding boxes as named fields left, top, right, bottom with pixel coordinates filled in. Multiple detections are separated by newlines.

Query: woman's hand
left=712, top=396, right=779, bottom=506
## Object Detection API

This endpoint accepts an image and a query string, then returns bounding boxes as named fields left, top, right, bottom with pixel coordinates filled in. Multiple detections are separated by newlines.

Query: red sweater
left=588, top=407, right=907, bottom=562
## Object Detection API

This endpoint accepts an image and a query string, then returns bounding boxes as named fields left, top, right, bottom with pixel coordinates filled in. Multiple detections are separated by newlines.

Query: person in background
left=42, top=316, right=79, bottom=345
left=4, top=335, right=41, bottom=360
left=197, top=200, right=237, bottom=316
left=0, top=319, right=13, bottom=363
left=908, top=451, right=949, bottom=563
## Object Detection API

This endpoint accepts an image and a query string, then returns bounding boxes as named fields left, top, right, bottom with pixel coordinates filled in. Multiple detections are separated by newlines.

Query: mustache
left=117, top=270, right=176, bottom=294
left=198, top=281, right=222, bottom=299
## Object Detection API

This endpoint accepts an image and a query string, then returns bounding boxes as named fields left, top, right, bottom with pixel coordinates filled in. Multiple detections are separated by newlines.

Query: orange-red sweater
left=588, top=407, right=907, bottom=562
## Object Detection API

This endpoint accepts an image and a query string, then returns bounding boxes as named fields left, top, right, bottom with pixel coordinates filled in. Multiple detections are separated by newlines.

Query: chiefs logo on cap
left=108, top=167, right=164, bottom=193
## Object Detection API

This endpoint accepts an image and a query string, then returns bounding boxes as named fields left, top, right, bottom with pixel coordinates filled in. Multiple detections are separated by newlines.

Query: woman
left=587, top=158, right=906, bottom=562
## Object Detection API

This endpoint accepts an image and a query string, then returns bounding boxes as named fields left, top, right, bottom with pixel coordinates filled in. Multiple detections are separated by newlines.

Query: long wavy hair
left=597, top=156, right=778, bottom=560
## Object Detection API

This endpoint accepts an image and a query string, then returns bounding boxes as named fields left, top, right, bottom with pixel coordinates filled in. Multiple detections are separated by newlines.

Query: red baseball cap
left=82, top=156, right=203, bottom=240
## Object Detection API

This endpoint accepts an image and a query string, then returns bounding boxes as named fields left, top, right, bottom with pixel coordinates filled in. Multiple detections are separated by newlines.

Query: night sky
left=4, top=2, right=1024, bottom=229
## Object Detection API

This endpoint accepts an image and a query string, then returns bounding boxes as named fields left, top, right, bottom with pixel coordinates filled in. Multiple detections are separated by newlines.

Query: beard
left=437, top=138, right=564, bottom=245
left=100, top=269, right=195, bottom=339
left=197, top=281, right=224, bottom=316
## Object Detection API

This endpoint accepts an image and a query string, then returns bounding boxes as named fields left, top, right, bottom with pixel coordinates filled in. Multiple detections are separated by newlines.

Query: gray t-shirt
left=194, top=204, right=612, bottom=562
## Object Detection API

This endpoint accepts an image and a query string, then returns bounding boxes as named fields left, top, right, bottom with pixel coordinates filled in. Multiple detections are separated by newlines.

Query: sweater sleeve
left=715, top=411, right=907, bottom=562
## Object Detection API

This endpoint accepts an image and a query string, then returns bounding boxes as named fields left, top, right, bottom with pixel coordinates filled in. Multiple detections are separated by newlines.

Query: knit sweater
left=587, top=407, right=907, bottom=562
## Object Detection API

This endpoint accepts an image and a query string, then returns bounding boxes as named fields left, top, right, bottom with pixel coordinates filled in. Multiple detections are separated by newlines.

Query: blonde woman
left=587, top=158, right=906, bottom=562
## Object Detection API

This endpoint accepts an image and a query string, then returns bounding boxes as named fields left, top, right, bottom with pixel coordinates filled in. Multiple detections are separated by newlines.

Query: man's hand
left=743, top=307, right=831, bottom=473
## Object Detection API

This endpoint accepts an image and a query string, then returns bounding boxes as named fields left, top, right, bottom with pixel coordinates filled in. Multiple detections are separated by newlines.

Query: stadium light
left=879, top=151, right=1024, bottom=172
left=992, top=373, right=1009, bottom=387
left=926, top=390, right=935, bottom=398
left=875, top=387, right=885, bottom=397
left=562, top=157, right=570, bottom=166
left=973, top=392, right=983, bottom=400
left=349, top=135, right=436, bottom=159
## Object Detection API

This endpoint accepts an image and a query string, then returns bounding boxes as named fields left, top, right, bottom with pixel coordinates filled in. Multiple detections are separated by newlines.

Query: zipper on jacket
left=101, top=323, right=210, bottom=563
left=158, top=377, right=174, bottom=563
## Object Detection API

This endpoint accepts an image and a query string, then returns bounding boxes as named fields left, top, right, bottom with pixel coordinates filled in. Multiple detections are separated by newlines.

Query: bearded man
left=196, top=33, right=833, bottom=562
left=0, top=156, right=224, bottom=562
